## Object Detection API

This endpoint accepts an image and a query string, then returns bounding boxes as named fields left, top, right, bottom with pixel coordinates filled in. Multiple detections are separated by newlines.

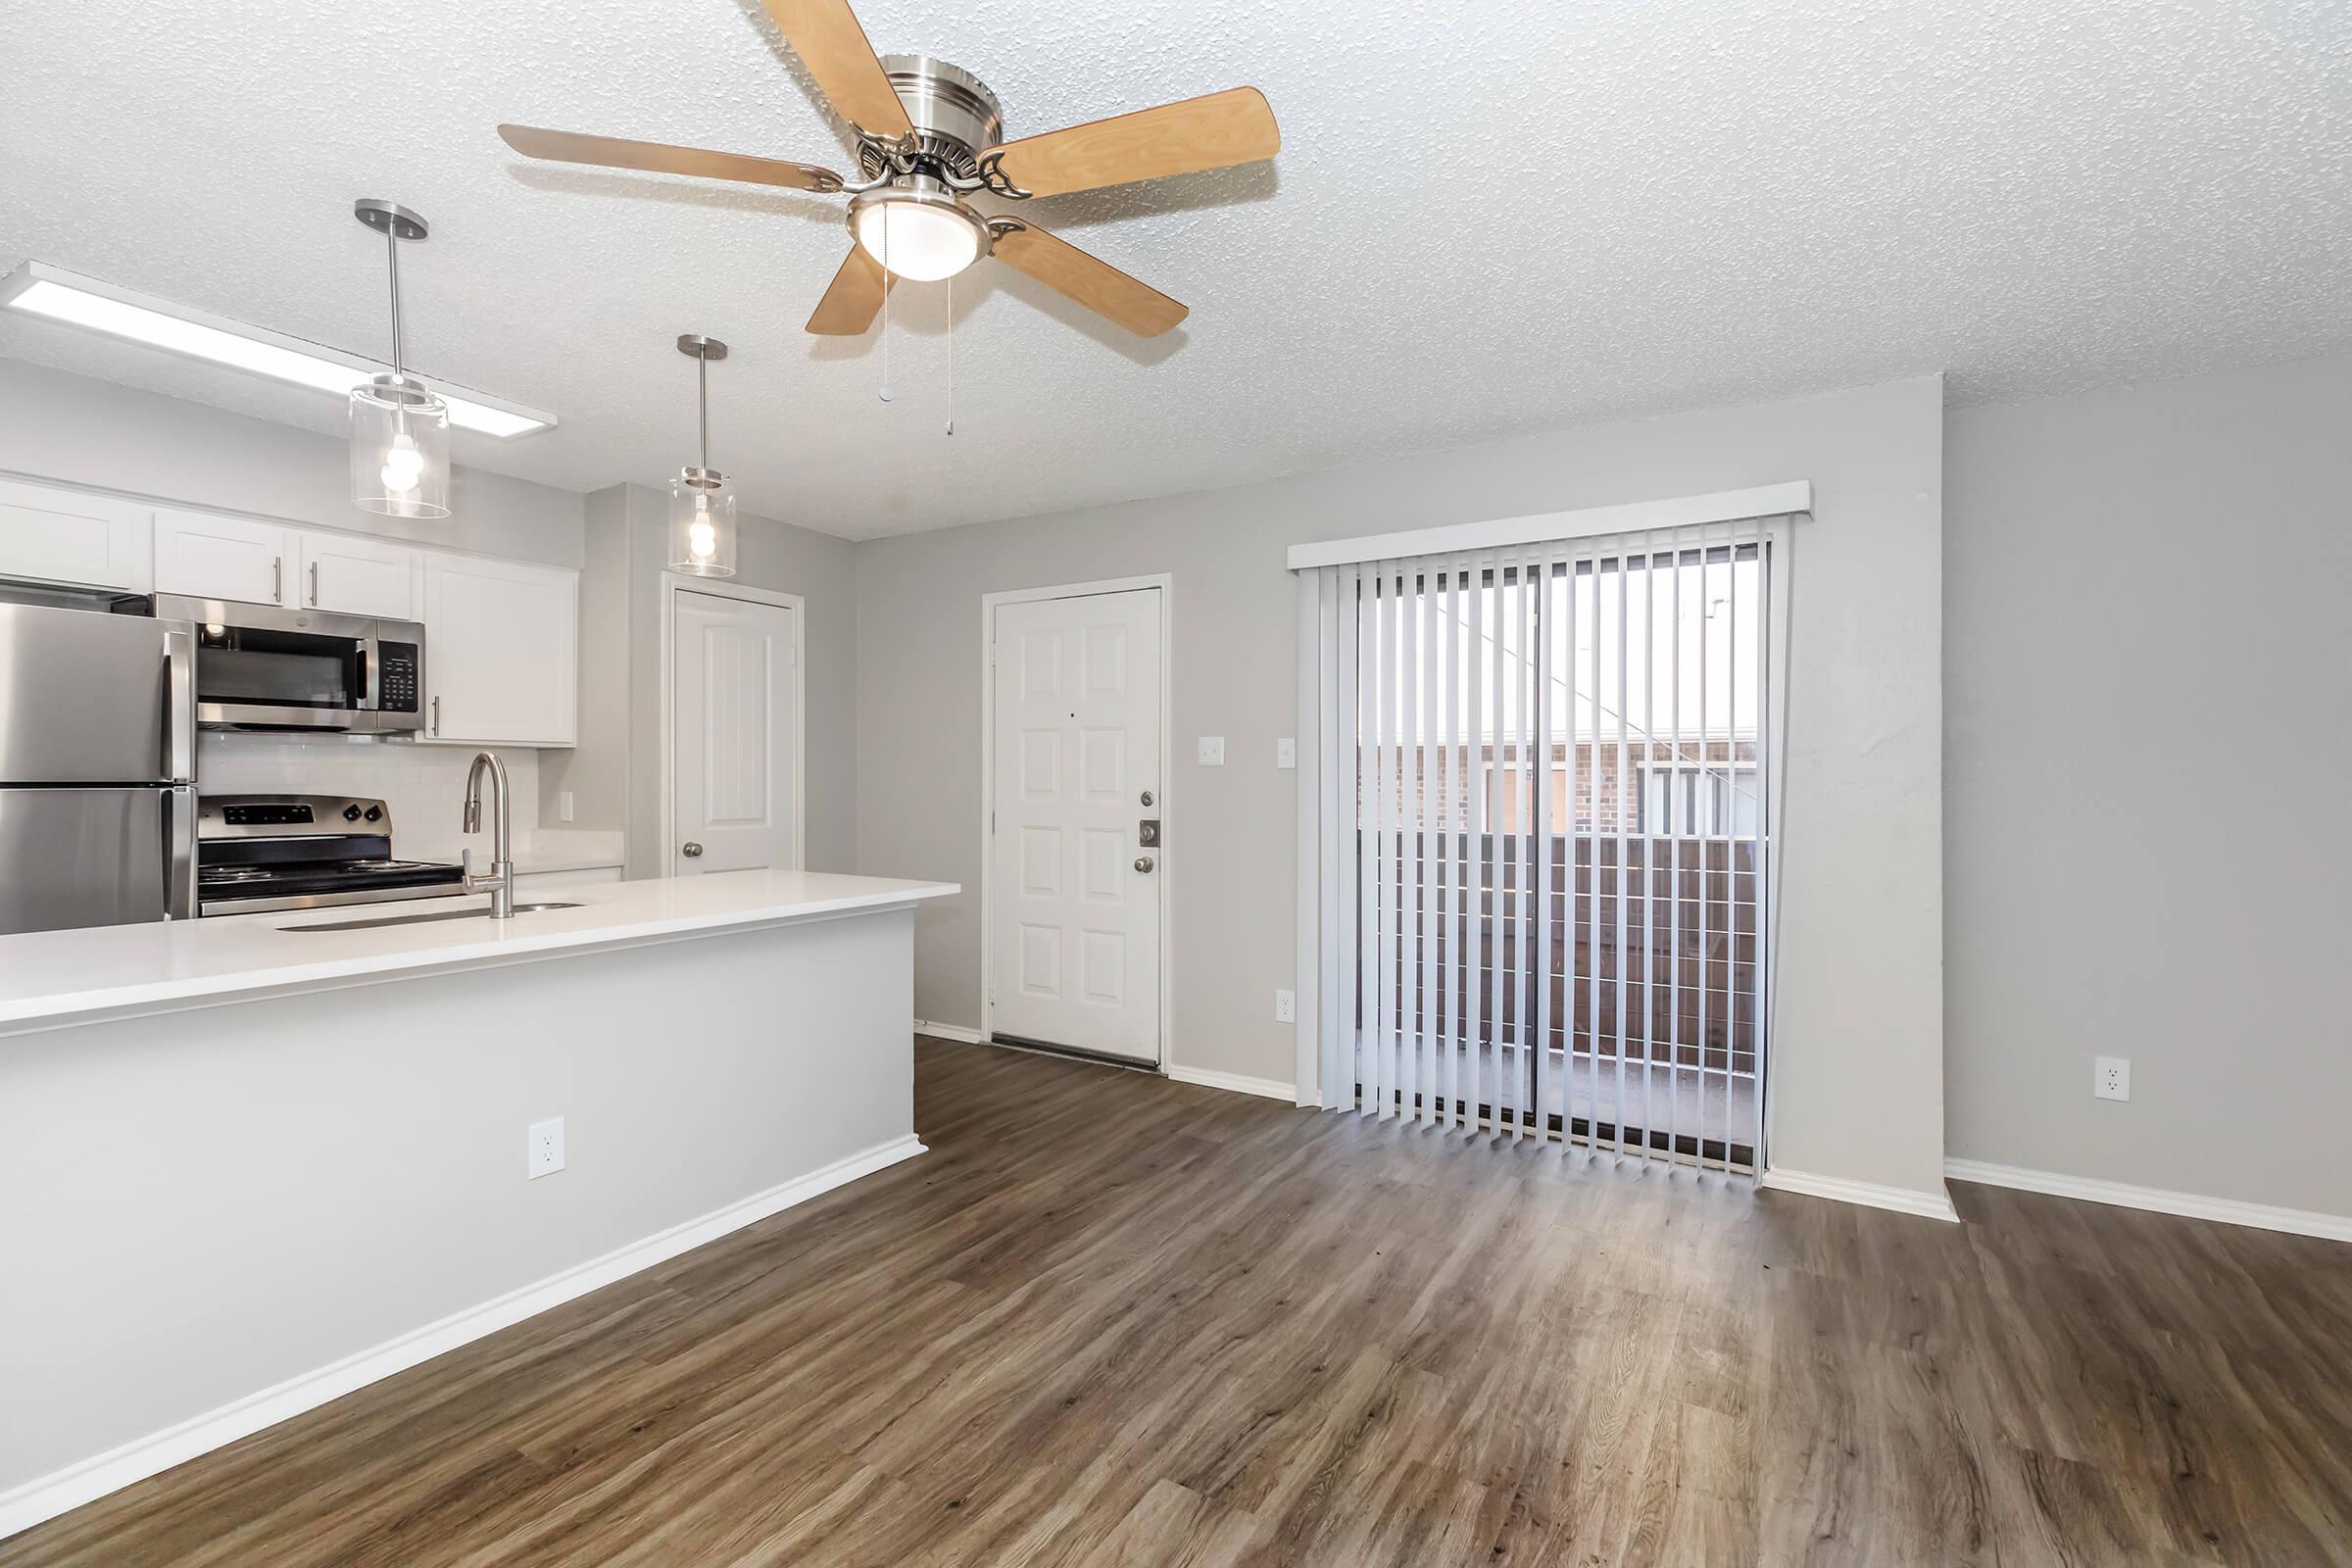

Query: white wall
left=0, top=358, right=584, bottom=567
left=857, top=375, right=1948, bottom=1200
left=198, top=734, right=542, bottom=862
left=1944, top=351, right=2352, bottom=1217
left=0, top=906, right=916, bottom=1505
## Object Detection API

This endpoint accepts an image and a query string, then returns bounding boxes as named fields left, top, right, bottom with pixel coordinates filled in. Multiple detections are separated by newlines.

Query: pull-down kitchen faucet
left=460, top=750, right=515, bottom=918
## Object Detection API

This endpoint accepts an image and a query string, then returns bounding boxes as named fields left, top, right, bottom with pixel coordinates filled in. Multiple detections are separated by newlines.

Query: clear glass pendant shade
left=350, top=374, right=451, bottom=518
left=669, top=467, right=737, bottom=576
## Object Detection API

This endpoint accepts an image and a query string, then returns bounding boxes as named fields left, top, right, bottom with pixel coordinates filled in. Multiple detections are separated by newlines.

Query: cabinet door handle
left=430, top=696, right=440, bottom=737
left=272, top=556, right=283, bottom=604
left=309, top=561, right=319, bottom=606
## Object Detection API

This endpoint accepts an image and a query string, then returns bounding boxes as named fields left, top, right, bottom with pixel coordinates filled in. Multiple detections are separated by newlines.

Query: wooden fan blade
left=806, top=245, right=898, bottom=335
left=984, top=86, right=1278, bottom=199
left=989, top=222, right=1188, bottom=338
left=759, top=0, right=914, bottom=138
left=497, top=124, right=844, bottom=193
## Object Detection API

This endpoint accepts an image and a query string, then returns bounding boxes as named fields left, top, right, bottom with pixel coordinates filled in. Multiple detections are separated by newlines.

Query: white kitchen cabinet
left=419, top=552, right=578, bottom=747
left=0, top=476, right=151, bottom=593
left=297, top=530, right=418, bottom=619
left=154, top=508, right=299, bottom=606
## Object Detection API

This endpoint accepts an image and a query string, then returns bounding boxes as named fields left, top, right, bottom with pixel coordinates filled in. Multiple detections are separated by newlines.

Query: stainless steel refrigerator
left=0, top=602, right=198, bottom=935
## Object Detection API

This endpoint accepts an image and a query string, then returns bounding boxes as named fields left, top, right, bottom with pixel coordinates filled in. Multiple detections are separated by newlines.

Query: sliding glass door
left=1311, top=518, right=1773, bottom=1173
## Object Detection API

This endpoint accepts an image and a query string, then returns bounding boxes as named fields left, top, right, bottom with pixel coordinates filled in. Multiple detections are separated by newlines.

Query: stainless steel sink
left=281, top=902, right=581, bottom=933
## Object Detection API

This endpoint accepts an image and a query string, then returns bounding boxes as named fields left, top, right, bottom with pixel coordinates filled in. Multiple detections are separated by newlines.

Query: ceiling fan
left=496, top=0, right=1280, bottom=340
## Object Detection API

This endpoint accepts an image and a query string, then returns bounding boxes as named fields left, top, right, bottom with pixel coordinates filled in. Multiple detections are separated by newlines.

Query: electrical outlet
left=527, top=1116, right=565, bottom=1178
left=2093, top=1056, right=2131, bottom=1102
left=1198, top=736, right=1226, bottom=766
left=559, top=790, right=575, bottom=824
left=1276, top=738, right=1297, bottom=769
left=1274, top=988, right=1296, bottom=1023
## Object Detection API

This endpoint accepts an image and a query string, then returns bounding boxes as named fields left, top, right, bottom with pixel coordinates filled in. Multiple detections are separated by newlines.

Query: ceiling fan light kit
left=348, top=199, right=452, bottom=520
left=850, top=176, right=991, bottom=282
left=495, top=0, right=1281, bottom=346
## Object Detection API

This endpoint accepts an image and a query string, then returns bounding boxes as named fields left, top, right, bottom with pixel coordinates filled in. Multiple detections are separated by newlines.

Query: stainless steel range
left=197, top=794, right=466, bottom=916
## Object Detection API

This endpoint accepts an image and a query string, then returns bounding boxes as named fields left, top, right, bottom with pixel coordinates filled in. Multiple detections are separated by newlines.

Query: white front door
left=989, top=587, right=1163, bottom=1064
left=673, top=589, right=800, bottom=877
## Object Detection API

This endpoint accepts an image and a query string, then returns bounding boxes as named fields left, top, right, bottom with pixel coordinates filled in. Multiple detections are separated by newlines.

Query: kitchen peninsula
left=0, top=869, right=955, bottom=1532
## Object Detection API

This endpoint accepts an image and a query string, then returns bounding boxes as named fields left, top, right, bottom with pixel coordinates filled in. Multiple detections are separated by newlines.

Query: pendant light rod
left=384, top=226, right=404, bottom=380
left=353, top=200, right=427, bottom=380
left=676, top=333, right=728, bottom=474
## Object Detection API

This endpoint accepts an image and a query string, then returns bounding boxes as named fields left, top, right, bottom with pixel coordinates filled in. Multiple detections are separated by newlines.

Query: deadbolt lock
left=1137, top=818, right=1160, bottom=847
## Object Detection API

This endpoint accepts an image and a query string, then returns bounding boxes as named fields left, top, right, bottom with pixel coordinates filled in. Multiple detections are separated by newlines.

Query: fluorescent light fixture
left=0, top=261, right=556, bottom=439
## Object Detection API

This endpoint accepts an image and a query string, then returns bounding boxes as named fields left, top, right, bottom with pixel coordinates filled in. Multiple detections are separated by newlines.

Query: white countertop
left=0, top=870, right=957, bottom=1036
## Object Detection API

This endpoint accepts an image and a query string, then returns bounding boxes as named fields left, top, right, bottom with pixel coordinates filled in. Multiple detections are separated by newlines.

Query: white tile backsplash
left=197, top=735, right=542, bottom=860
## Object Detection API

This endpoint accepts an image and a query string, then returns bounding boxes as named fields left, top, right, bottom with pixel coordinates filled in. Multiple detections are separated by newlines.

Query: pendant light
left=668, top=334, right=737, bottom=577
left=349, top=199, right=451, bottom=518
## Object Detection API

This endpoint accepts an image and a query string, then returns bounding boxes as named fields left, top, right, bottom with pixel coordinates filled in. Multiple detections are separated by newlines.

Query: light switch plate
left=558, top=791, right=574, bottom=824
left=527, top=1116, right=565, bottom=1178
left=2093, top=1056, right=2131, bottom=1102
left=1198, top=736, right=1226, bottom=766
left=1276, top=738, right=1297, bottom=769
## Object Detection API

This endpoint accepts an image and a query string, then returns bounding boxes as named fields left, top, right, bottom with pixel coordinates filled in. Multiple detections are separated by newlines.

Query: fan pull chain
left=944, top=272, right=956, bottom=437
left=878, top=220, right=893, bottom=404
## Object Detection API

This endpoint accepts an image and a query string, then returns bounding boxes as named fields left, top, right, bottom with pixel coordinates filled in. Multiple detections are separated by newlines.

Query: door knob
left=1134, top=856, right=1155, bottom=873
left=681, top=841, right=705, bottom=858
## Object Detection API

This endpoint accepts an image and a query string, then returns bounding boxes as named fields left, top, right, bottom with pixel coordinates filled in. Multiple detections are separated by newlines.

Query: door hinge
left=990, top=810, right=996, bottom=834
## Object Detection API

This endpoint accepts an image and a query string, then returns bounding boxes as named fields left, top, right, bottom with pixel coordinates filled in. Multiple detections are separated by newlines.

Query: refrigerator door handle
left=164, top=786, right=199, bottom=920
left=163, top=621, right=197, bottom=783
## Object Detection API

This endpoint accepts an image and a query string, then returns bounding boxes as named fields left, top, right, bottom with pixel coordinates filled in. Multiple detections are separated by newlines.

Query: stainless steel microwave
left=154, top=595, right=423, bottom=734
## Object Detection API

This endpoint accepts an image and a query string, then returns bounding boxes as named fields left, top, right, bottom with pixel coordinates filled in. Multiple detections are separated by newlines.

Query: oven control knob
left=343, top=804, right=363, bottom=821
left=364, top=806, right=382, bottom=822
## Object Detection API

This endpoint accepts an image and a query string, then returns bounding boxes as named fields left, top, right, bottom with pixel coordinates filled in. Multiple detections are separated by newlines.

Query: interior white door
left=672, top=590, right=800, bottom=877
left=989, top=588, right=1163, bottom=1064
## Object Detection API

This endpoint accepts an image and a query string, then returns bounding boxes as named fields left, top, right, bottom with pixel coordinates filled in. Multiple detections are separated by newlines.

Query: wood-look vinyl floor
left=12, top=1038, right=2350, bottom=1567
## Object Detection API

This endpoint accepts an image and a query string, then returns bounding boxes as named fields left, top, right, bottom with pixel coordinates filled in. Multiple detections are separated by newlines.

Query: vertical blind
left=1307, top=516, right=1778, bottom=1173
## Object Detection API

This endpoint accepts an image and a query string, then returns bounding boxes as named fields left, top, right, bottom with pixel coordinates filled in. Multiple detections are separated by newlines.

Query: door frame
left=658, top=571, right=808, bottom=879
left=979, top=574, right=1174, bottom=1072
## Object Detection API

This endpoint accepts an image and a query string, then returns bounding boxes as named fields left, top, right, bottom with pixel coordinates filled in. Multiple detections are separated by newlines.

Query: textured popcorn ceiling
left=1, top=0, right=2346, bottom=539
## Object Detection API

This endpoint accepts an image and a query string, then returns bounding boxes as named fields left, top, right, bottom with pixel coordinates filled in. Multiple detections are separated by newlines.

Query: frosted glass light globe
left=855, top=198, right=984, bottom=282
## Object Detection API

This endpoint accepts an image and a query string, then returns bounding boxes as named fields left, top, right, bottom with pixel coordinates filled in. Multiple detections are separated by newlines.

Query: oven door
left=158, top=596, right=381, bottom=732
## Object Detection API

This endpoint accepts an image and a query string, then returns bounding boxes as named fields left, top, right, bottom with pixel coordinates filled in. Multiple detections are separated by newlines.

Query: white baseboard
left=0, top=1134, right=927, bottom=1543
left=912, top=1017, right=989, bottom=1045
left=1945, top=1158, right=2352, bottom=1244
left=1759, top=1166, right=1961, bottom=1223
left=1166, top=1064, right=1302, bottom=1104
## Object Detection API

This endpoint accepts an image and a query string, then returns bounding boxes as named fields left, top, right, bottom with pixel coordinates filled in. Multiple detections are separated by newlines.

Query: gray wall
left=857, top=375, right=1949, bottom=1200
left=609, top=483, right=859, bottom=879
left=538, top=485, right=632, bottom=831
left=1944, top=351, right=2352, bottom=1215
left=0, top=358, right=584, bottom=567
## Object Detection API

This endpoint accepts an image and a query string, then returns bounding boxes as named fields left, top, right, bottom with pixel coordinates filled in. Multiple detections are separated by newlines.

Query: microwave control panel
left=377, top=642, right=419, bottom=713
